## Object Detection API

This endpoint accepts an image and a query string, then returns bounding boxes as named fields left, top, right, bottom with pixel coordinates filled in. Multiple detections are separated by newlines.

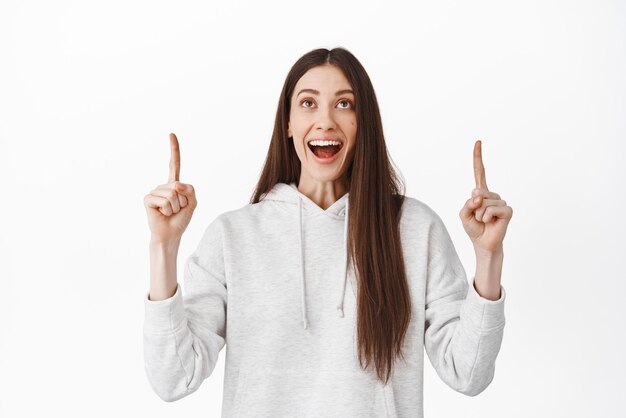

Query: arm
left=423, top=212, right=506, bottom=396
left=148, top=239, right=180, bottom=301
left=473, top=246, right=504, bottom=301
left=143, top=216, right=227, bottom=402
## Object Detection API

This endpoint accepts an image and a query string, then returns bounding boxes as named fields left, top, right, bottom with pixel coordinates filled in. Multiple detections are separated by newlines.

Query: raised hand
left=143, top=133, right=197, bottom=244
left=459, top=140, right=513, bottom=253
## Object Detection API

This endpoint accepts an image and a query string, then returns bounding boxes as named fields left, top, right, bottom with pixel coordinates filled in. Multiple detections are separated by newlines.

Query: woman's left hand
left=459, top=140, right=513, bottom=253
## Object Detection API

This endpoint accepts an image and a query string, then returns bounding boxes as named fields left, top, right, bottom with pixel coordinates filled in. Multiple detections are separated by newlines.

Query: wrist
left=150, top=237, right=181, bottom=252
left=474, top=244, right=503, bottom=259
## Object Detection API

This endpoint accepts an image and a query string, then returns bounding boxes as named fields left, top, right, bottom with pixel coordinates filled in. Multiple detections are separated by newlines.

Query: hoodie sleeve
left=423, top=211, right=506, bottom=396
left=143, top=216, right=227, bottom=402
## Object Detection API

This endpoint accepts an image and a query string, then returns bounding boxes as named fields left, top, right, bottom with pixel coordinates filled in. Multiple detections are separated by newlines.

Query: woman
left=143, top=47, right=512, bottom=417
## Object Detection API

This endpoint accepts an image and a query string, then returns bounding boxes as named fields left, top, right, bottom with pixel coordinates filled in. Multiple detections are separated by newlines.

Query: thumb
left=460, top=195, right=483, bottom=223
left=175, top=182, right=191, bottom=197
left=175, top=182, right=196, bottom=207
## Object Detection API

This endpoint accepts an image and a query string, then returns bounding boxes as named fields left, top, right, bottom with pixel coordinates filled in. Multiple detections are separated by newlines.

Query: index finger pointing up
left=169, top=133, right=180, bottom=183
left=473, top=139, right=489, bottom=190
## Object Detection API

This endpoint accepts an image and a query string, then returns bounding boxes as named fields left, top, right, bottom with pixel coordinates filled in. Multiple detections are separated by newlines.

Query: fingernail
left=473, top=197, right=480, bottom=204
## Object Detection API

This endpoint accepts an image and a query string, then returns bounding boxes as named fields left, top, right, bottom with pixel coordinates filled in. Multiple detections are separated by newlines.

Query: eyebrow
left=296, top=88, right=355, bottom=97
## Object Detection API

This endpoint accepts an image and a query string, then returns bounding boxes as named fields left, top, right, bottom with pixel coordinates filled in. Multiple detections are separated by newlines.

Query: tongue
left=313, top=145, right=340, bottom=158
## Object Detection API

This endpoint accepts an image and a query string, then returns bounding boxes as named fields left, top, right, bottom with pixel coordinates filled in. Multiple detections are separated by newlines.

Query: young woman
left=142, top=47, right=512, bottom=417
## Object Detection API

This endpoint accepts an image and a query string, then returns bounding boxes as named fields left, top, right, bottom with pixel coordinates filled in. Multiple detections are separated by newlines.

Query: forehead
left=294, top=65, right=352, bottom=92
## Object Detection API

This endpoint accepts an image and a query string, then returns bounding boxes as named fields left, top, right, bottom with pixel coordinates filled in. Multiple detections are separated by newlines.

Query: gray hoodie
left=143, top=181, right=506, bottom=417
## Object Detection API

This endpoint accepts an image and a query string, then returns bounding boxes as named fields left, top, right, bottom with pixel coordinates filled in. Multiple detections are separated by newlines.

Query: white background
left=1, top=0, right=625, bottom=417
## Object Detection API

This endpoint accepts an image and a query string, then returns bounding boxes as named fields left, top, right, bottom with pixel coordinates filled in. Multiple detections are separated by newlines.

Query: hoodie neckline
left=287, top=181, right=349, bottom=218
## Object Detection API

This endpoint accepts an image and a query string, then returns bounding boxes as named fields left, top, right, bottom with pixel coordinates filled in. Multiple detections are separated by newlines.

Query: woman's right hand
left=144, top=133, right=197, bottom=244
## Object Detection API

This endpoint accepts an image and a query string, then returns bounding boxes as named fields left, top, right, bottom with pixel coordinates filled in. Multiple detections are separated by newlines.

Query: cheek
left=292, top=137, right=307, bottom=156
left=346, top=118, right=357, bottom=139
left=346, top=119, right=357, bottom=154
left=289, top=117, right=309, bottom=137
left=338, top=114, right=356, bottom=129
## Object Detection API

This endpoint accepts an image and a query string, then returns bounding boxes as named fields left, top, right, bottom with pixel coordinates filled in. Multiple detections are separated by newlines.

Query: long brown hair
left=250, top=47, right=411, bottom=385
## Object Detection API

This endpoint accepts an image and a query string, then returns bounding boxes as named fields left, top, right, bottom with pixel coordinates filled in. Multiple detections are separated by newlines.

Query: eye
left=301, top=99, right=315, bottom=108
left=337, top=99, right=354, bottom=109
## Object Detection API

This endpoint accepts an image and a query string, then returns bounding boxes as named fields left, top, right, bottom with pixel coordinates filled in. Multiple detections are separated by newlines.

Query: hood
left=262, top=181, right=350, bottom=330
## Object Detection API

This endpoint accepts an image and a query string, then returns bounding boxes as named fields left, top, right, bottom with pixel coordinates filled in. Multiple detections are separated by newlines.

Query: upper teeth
left=309, top=140, right=342, bottom=146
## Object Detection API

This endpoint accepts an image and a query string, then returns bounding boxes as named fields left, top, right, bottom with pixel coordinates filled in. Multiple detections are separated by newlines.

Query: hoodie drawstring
left=337, top=199, right=349, bottom=318
left=298, top=196, right=308, bottom=329
left=298, top=196, right=349, bottom=330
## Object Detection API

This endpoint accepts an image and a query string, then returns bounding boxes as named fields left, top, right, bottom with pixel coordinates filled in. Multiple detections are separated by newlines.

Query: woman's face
left=288, top=64, right=357, bottom=184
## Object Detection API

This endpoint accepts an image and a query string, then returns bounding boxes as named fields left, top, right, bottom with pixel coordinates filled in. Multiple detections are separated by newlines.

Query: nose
left=314, top=105, right=338, bottom=131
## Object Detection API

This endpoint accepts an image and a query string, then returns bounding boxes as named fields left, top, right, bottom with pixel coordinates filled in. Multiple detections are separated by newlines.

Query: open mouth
left=307, top=140, right=344, bottom=159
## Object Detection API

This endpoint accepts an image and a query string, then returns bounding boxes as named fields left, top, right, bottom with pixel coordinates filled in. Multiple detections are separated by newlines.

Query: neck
left=296, top=175, right=349, bottom=211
